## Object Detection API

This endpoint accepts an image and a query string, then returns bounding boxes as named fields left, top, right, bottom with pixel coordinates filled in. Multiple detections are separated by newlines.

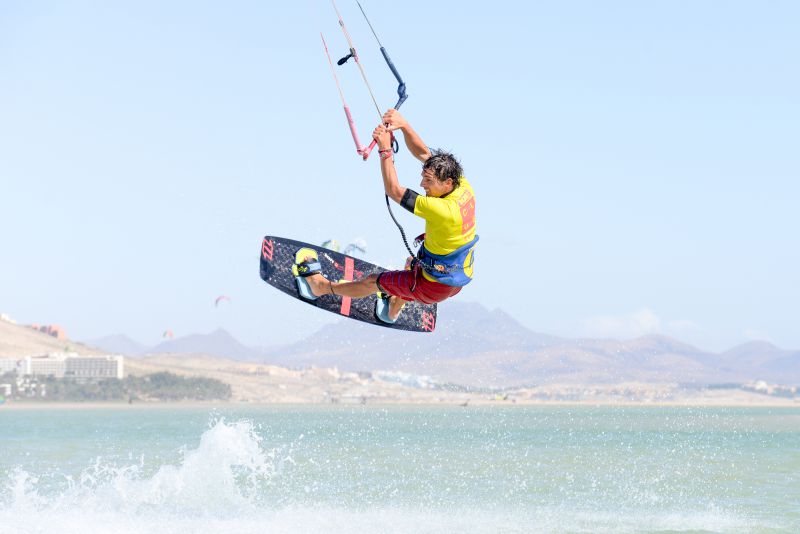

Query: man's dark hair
left=423, top=149, right=463, bottom=188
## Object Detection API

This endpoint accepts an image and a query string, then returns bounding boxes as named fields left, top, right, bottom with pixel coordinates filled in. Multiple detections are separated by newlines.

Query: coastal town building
left=19, top=353, right=124, bottom=380
left=64, top=354, right=124, bottom=379
left=0, top=359, right=22, bottom=375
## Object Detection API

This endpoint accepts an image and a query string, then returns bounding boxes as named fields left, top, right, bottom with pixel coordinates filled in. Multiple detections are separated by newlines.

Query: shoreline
left=2, top=398, right=798, bottom=410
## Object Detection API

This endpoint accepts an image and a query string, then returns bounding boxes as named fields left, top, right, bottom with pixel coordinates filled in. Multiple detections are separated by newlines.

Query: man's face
left=420, top=168, right=453, bottom=197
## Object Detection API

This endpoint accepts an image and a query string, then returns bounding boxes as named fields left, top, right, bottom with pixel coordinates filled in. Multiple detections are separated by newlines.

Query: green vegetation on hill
left=126, top=372, right=232, bottom=401
left=1, top=371, right=231, bottom=402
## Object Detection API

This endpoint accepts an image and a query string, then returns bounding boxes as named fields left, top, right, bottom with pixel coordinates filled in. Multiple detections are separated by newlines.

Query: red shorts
left=377, top=267, right=462, bottom=305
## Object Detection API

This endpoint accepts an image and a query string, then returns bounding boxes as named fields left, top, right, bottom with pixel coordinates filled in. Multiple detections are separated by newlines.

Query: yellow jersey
left=413, top=177, right=477, bottom=282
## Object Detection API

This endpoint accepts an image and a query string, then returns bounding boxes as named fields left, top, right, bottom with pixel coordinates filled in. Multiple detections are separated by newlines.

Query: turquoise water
left=1, top=405, right=798, bottom=533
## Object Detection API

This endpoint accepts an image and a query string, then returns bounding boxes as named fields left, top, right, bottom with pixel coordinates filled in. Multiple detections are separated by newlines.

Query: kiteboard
left=260, top=235, right=437, bottom=332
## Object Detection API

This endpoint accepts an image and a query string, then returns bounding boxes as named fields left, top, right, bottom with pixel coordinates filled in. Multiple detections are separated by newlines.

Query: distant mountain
left=83, top=334, right=148, bottom=356
left=767, top=351, right=800, bottom=381
left=719, top=341, right=787, bottom=368
left=261, top=300, right=563, bottom=372
left=716, top=342, right=800, bottom=384
left=83, top=330, right=265, bottom=361
left=149, top=328, right=263, bottom=360
left=260, top=301, right=800, bottom=387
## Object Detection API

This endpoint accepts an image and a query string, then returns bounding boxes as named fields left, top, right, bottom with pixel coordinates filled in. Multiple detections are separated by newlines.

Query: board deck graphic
left=260, top=235, right=437, bottom=332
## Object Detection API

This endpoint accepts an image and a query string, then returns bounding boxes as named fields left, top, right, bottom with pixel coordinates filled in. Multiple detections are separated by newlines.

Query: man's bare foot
left=295, top=255, right=331, bottom=297
left=304, top=273, right=333, bottom=297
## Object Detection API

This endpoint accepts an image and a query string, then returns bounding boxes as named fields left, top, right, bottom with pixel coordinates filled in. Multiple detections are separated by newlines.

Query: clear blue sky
left=1, top=1, right=798, bottom=352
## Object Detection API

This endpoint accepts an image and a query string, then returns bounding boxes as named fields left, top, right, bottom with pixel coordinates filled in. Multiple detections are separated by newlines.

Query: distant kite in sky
left=214, top=295, right=231, bottom=307
left=162, top=329, right=174, bottom=339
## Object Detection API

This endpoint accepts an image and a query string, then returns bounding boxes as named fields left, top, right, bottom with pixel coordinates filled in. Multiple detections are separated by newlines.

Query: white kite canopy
left=321, top=239, right=341, bottom=252
left=344, top=238, right=367, bottom=256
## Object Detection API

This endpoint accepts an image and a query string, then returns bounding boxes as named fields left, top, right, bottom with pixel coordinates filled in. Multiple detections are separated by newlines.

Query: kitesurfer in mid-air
left=293, top=109, right=478, bottom=324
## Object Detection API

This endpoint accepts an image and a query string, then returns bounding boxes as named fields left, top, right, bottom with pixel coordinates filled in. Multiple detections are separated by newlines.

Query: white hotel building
left=14, top=353, right=124, bottom=380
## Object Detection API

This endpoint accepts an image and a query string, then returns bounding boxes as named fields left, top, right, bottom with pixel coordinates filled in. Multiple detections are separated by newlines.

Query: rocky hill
left=0, top=320, right=105, bottom=358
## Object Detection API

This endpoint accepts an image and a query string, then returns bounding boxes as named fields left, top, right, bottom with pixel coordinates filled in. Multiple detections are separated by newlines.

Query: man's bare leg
left=303, top=272, right=407, bottom=321
left=304, top=273, right=378, bottom=299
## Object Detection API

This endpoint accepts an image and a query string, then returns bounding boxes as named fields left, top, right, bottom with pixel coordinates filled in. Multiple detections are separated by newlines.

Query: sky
left=1, top=1, right=798, bottom=352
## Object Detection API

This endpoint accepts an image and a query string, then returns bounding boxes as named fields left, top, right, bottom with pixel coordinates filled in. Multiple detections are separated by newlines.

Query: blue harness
left=415, top=235, right=479, bottom=287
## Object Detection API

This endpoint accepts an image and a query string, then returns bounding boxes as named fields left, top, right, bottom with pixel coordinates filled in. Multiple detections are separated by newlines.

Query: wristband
left=379, top=149, right=393, bottom=160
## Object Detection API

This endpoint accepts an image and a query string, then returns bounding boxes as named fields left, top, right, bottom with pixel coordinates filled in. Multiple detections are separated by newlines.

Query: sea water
left=0, top=405, right=798, bottom=533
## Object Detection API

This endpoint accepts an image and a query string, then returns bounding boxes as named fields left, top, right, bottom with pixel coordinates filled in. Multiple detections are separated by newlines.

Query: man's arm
left=382, top=109, right=431, bottom=162
left=373, top=124, right=407, bottom=204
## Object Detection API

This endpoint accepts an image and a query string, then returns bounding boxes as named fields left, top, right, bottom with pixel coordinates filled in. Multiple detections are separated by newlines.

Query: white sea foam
left=1, top=419, right=275, bottom=526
